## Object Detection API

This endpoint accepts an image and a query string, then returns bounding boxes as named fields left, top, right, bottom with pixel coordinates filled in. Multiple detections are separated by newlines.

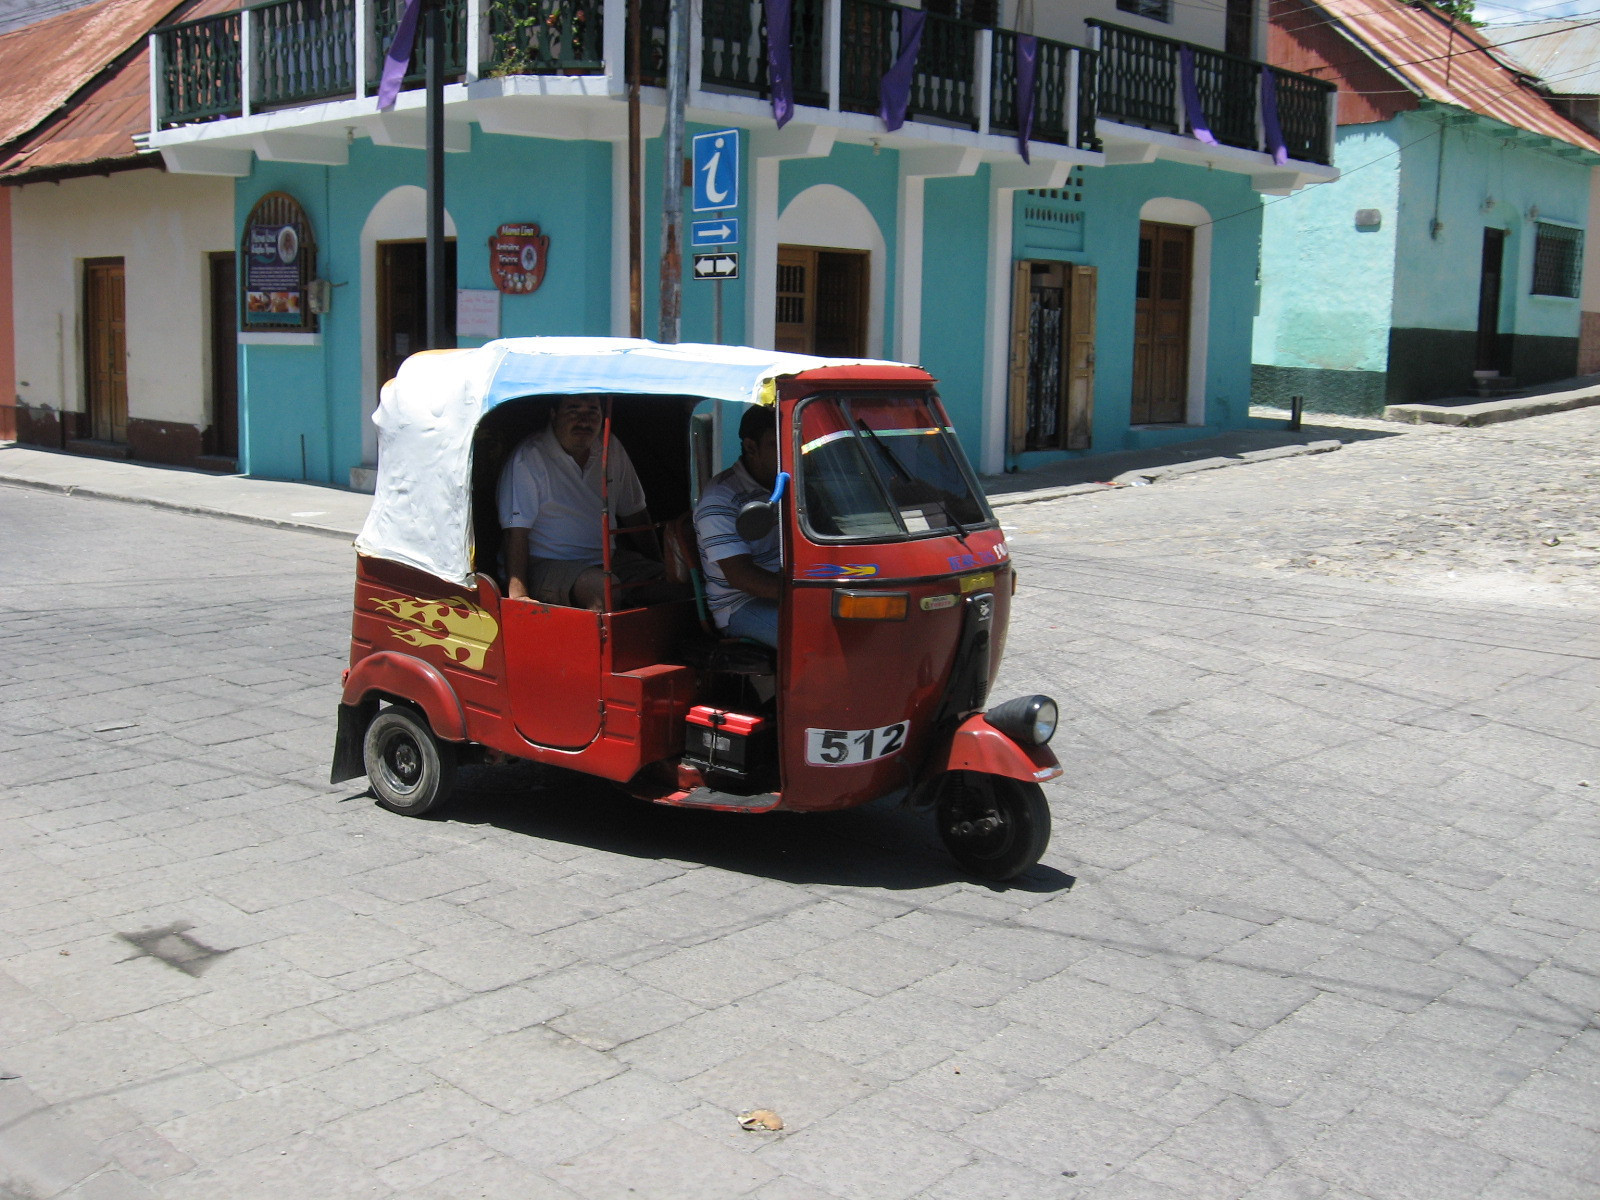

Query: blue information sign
left=690, top=218, right=740, bottom=248
left=691, top=129, right=740, bottom=213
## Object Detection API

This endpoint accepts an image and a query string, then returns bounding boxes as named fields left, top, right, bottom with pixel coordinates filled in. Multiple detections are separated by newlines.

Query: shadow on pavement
left=345, top=760, right=1075, bottom=894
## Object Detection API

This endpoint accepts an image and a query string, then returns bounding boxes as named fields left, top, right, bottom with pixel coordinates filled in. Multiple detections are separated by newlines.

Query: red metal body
left=341, top=364, right=1059, bottom=813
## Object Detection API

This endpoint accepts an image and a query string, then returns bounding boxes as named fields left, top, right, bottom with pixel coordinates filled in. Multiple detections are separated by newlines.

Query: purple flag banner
left=766, top=0, right=794, bottom=128
left=1260, top=68, right=1289, bottom=166
left=877, top=10, right=926, bottom=133
left=377, top=0, right=423, bottom=111
left=1177, top=45, right=1217, bottom=146
left=1016, top=34, right=1038, bottom=164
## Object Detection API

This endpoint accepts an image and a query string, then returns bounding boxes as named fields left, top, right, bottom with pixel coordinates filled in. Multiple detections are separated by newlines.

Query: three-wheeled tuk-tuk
left=331, top=338, right=1062, bottom=879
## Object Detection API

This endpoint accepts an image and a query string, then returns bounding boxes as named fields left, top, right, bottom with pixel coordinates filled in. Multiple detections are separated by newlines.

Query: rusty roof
left=1482, top=19, right=1600, bottom=97
left=0, top=0, right=232, bottom=180
left=1293, top=0, right=1600, bottom=153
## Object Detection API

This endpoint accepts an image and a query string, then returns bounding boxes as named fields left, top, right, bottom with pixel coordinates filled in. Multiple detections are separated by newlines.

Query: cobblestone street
left=1, top=409, right=1596, bottom=1199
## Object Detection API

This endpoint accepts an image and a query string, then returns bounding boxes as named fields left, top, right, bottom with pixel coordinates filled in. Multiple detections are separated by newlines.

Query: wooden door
left=1476, top=228, right=1507, bottom=373
left=378, top=239, right=457, bottom=388
left=1008, top=260, right=1096, bottom=453
left=1131, top=221, right=1191, bottom=425
left=775, top=245, right=867, bottom=356
left=84, top=258, right=128, bottom=443
left=209, top=251, right=238, bottom=458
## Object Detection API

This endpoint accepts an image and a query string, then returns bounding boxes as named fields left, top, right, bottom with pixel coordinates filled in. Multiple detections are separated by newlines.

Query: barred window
left=1531, top=223, right=1582, bottom=298
left=1117, top=0, right=1173, bottom=21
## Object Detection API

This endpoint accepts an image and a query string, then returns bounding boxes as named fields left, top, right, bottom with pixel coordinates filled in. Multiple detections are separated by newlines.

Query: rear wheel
left=364, top=706, right=457, bottom=817
left=936, top=772, right=1050, bottom=881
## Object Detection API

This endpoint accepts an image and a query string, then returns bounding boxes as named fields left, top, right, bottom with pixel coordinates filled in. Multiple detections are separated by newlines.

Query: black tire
left=936, top=772, right=1051, bottom=881
left=363, top=706, right=457, bottom=817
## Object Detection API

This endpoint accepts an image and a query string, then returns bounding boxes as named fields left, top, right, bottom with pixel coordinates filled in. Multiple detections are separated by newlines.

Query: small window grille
left=1531, top=223, right=1582, bottom=298
left=1117, top=0, right=1173, bottom=21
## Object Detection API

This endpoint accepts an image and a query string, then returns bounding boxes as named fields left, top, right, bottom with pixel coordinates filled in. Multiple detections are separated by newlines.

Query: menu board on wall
left=241, top=191, right=317, bottom=332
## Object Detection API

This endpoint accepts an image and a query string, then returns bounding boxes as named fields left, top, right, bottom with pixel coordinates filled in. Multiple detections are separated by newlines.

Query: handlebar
left=767, top=471, right=790, bottom=507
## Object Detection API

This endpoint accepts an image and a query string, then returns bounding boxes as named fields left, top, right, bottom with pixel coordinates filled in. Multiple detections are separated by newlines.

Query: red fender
left=932, top=713, right=1062, bottom=783
left=342, top=651, right=468, bottom=742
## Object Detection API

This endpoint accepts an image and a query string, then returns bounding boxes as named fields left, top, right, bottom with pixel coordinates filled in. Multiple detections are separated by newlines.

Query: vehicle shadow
left=351, top=760, right=1074, bottom=894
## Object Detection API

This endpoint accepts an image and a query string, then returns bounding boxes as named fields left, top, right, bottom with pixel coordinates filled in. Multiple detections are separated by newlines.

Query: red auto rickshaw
left=331, top=338, right=1061, bottom=879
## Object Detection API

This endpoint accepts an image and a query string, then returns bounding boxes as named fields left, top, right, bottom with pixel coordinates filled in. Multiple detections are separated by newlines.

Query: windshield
left=797, top=392, right=994, bottom=542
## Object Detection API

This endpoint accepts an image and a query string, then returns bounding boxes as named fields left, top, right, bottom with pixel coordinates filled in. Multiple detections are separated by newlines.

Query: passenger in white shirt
left=497, top=395, right=665, bottom=609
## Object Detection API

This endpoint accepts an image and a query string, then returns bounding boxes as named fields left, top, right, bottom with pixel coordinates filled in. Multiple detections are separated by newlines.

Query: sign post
left=691, top=129, right=741, bottom=344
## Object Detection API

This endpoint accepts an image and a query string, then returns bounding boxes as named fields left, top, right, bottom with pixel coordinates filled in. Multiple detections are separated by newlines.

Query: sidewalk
left=0, top=378, right=1582, bottom=535
left=1382, top=371, right=1600, bottom=426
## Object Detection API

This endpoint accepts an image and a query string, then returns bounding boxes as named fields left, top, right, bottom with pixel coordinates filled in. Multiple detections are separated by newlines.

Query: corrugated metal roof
left=0, top=0, right=232, bottom=179
left=1481, top=19, right=1600, bottom=97
left=1310, top=0, right=1600, bottom=153
left=0, top=0, right=180, bottom=145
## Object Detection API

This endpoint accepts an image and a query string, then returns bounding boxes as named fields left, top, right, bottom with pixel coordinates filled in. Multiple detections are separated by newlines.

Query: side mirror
left=735, top=470, right=789, bottom=541
left=735, top=500, right=777, bottom=541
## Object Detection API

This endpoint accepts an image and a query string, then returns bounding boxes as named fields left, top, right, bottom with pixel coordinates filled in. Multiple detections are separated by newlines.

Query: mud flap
left=330, top=699, right=377, bottom=784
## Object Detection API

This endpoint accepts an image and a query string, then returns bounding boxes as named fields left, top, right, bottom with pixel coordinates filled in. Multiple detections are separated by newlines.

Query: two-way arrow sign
left=692, top=252, right=740, bottom=281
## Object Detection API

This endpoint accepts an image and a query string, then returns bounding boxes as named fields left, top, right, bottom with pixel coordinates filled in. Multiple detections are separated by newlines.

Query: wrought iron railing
left=1271, top=66, right=1332, bottom=165
left=153, top=0, right=1330, bottom=167
left=990, top=29, right=1094, bottom=150
left=839, top=0, right=977, bottom=127
left=157, top=10, right=242, bottom=125
left=487, top=0, right=602, bottom=75
left=255, top=0, right=358, bottom=109
left=1087, top=19, right=1333, bottom=165
left=370, top=0, right=467, bottom=89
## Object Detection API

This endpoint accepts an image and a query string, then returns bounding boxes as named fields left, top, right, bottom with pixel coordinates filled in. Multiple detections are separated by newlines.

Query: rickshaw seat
left=662, top=512, right=775, bottom=674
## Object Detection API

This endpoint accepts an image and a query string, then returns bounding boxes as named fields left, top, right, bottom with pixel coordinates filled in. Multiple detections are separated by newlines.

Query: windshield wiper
left=854, top=418, right=970, bottom=543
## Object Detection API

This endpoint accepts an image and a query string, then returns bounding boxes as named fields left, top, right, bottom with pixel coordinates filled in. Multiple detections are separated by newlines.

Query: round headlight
left=985, top=694, right=1059, bottom=746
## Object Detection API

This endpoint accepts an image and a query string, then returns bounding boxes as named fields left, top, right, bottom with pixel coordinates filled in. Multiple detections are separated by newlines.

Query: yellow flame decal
left=370, top=594, right=500, bottom=671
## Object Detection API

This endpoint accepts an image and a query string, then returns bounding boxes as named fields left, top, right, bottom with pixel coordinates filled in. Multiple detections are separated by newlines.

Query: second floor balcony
left=150, top=0, right=1334, bottom=179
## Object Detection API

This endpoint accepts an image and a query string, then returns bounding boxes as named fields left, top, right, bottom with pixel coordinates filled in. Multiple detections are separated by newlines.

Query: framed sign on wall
left=489, top=223, right=549, bottom=295
left=241, top=191, right=318, bottom=332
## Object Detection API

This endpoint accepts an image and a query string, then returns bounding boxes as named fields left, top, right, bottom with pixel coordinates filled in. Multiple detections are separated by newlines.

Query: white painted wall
left=11, top=170, right=234, bottom=427
left=775, top=183, right=887, bottom=358
left=1005, top=0, right=1229, bottom=56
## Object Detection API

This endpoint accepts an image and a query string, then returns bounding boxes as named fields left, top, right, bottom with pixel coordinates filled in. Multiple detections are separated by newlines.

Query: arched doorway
left=1132, top=198, right=1212, bottom=425
left=773, top=184, right=886, bottom=357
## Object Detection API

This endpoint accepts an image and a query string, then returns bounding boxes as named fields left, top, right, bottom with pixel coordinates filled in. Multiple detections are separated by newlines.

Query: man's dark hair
left=739, top=405, right=774, bottom=448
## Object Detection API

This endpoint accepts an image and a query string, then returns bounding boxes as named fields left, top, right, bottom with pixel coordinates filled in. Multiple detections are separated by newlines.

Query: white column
left=354, top=0, right=369, bottom=97
left=897, top=147, right=981, bottom=366
left=975, top=28, right=992, bottom=137
left=465, top=0, right=484, bottom=83
left=603, top=0, right=626, bottom=95
left=240, top=9, right=255, bottom=117
left=148, top=33, right=161, bottom=134
left=611, top=137, right=633, bottom=336
left=825, top=0, right=841, bottom=112
left=981, top=182, right=1013, bottom=474
left=1066, top=46, right=1079, bottom=149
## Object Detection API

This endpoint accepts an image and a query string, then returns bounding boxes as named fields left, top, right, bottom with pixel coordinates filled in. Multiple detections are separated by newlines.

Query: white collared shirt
left=497, top=426, right=647, bottom=564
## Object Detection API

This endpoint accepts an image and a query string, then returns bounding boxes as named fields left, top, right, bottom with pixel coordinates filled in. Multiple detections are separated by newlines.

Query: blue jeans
left=723, top=599, right=779, bottom=648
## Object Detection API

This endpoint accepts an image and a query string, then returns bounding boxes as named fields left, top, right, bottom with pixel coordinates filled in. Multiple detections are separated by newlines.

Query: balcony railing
left=1088, top=19, right=1333, bottom=165
left=152, top=1, right=1330, bottom=169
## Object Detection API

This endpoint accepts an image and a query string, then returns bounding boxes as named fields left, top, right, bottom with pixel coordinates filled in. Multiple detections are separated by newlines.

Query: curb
left=1384, top=390, right=1600, bottom=427
left=0, top=474, right=360, bottom=541
left=988, top=440, right=1341, bottom=509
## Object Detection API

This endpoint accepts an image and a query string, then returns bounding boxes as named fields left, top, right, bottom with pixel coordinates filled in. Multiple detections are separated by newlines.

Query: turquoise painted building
left=150, top=0, right=1339, bottom=486
left=1257, top=0, right=1600, bottom=414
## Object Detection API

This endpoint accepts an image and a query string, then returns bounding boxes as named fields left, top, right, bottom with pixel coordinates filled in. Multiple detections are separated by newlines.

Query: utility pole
left=627, top=0, right=642, bottom=338
left=658, top=0, right=689, bottom=343
left=424, top=0, right=450, bottom=350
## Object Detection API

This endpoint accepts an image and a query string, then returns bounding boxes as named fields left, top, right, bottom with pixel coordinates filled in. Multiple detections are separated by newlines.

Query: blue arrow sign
left=691, top=218, right=740, bottom=248
left=691, top=128, right=740, bottom=214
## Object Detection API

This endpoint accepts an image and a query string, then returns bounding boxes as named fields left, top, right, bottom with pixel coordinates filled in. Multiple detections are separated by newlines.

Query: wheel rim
left=942, top=778, right=1017, bottom=864
left=380, top=729, right=423, bottom=795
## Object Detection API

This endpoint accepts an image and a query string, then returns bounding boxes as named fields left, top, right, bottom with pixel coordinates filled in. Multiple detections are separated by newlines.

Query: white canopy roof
left=354, top=337, right=908, bottom=585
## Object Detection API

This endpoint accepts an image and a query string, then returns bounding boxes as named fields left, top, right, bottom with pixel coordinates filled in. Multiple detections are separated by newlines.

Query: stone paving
left=1, top=408, right=1597, bottom=1199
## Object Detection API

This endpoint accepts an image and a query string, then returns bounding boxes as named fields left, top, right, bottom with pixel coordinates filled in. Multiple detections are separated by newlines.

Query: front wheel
left=936, top=773, right=1051, bottom=881
left=363, top=705, right=457, bottom=817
